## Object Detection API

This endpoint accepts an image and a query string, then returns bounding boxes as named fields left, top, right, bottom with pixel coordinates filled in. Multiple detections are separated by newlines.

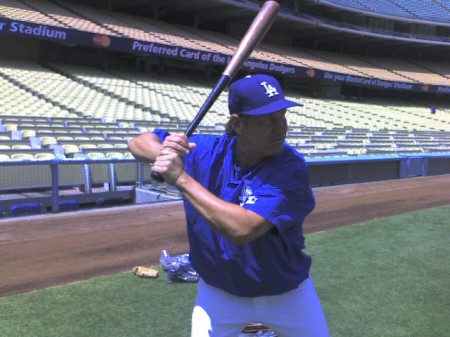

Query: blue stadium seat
left=9, top=202, right=42, bottom=217
left=59, top=200, right=80, bottom=212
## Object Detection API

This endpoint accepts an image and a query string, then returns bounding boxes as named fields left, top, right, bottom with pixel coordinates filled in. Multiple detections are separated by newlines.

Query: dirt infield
left=1, top=175, right=449, bottom=298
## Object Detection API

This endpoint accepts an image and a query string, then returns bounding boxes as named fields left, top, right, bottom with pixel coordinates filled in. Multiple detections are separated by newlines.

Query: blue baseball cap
left=228, top=74, right=302, bottom=116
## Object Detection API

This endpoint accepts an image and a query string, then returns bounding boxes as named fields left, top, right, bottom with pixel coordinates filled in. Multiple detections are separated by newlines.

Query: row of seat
left=327, top=0, right=450, bottom=23
left=2, top=118, right=449, bottom=159
left=52, top=63, right=450, bottom=131
left=1, top=58, right=449, bottom=160
left=0, top=152, right=56, bottom=161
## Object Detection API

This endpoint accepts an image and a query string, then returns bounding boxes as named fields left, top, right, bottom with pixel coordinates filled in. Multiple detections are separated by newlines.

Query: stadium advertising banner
left=2, top=18, right=450, bottom=95
left=0, top=19, right=70, bottom=42
left=130, top=42, right=450, bottom=95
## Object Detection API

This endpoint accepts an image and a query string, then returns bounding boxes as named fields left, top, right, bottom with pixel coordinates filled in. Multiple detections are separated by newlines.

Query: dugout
left=0, top=158, right=152, bottom=216
left=306, top=154, right=450, bottom=187
left=1, top=154, right=449, bottom=216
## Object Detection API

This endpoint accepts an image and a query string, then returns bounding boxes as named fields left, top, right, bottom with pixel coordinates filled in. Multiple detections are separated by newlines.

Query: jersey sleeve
left=152, top=129, right=171, bottom=142
left=241, top=152, right=315, bottom=233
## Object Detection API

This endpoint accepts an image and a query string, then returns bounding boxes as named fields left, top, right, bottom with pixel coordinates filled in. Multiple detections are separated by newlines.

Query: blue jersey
left=154, top=130, right=315, bottom=297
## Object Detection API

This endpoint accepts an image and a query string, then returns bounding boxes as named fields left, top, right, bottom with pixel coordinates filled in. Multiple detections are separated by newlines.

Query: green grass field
left=1, top=205, right=449, bottom=337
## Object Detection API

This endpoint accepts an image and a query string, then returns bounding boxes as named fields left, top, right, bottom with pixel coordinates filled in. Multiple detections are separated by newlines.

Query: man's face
left=236, top=109, right=288, bottom=159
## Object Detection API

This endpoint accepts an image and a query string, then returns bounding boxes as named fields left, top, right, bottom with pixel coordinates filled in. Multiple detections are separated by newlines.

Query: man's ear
left=230, top=114, right=243, bottom=135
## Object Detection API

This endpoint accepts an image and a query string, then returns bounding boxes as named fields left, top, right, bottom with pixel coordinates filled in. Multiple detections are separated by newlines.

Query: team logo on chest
left=260, top=81, right=279, bottom=98
left=239, top=180, right=258, bottom=206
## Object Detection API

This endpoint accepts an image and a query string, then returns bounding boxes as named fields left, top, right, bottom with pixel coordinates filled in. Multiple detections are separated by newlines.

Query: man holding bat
left=128, top=74, right=330, bottom=336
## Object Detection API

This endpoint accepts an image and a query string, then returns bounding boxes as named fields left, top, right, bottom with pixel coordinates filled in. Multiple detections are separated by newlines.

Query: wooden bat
left=152, top=0, right=280, bottom=182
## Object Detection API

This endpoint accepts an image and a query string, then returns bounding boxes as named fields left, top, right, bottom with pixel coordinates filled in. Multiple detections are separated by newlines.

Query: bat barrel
left=224, top=0, right=280, bottom=78
left=186, top=1, right=280, bottom=137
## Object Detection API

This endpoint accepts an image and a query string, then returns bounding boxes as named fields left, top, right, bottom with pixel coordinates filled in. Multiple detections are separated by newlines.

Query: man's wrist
left=174, top=171, right=191, bottom=190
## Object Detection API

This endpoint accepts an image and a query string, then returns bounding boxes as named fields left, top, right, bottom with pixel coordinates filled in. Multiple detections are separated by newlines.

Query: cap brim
left=239, top=98, right=303, bottom=116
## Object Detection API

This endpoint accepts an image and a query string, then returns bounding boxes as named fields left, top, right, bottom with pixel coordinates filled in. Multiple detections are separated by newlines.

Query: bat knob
left=151, top=171, right=165, bottom=183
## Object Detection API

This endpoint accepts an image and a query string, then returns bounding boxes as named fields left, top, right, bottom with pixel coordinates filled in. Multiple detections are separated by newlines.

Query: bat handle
left=151, top=171, right=165, bottom=183
left=151, top=74, right=231, bottom=184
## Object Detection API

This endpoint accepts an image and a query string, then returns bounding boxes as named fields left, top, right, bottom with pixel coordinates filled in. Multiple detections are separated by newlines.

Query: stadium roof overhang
left=83, top=0, right=450, bottom=59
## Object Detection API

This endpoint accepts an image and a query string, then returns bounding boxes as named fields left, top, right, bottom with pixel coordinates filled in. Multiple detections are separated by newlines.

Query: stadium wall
left=1, top=154, right=449, bottom=217
left=307, top=153, right=450, bottom=187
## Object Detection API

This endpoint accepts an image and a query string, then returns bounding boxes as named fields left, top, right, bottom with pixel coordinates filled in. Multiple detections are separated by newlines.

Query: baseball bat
left=152, top=0, right=280, bottom=182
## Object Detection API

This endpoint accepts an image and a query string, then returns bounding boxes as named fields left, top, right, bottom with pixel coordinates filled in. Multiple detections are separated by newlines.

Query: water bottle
left=159, top=249, right=172, bottom=271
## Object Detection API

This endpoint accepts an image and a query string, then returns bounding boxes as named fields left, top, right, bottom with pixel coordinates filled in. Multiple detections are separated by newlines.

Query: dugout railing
left=0, top=157, right=156, bottom=217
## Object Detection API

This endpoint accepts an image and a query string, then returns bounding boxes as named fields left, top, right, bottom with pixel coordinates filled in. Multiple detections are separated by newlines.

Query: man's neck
left=235, top=143, right=264, bottom=170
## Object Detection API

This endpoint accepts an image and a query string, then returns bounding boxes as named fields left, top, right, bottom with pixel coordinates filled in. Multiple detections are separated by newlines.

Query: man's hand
left=152, top=133, right=196, bottom=185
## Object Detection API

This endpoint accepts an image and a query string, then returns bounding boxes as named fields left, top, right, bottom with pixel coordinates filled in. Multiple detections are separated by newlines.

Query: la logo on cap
left=261, top=81, right=279, bottom=98
left=228, top=74, right=302, bottom=116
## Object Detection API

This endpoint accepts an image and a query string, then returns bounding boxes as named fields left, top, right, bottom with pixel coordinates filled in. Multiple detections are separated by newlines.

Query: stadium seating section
left=1, top=0, right=450, bottom=87
left=1, top=57, right=449, bottom=161
left=321, top=0, right=450, bottom=23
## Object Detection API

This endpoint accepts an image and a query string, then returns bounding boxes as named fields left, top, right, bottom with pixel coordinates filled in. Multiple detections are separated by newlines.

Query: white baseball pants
left=191, top=276, right=330, bottom=337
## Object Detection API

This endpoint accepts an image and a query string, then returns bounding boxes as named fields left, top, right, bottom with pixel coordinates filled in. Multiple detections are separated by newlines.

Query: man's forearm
left=128, top=133, right=162, bottom=163
left=175, top=172, right=272, bottom=244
